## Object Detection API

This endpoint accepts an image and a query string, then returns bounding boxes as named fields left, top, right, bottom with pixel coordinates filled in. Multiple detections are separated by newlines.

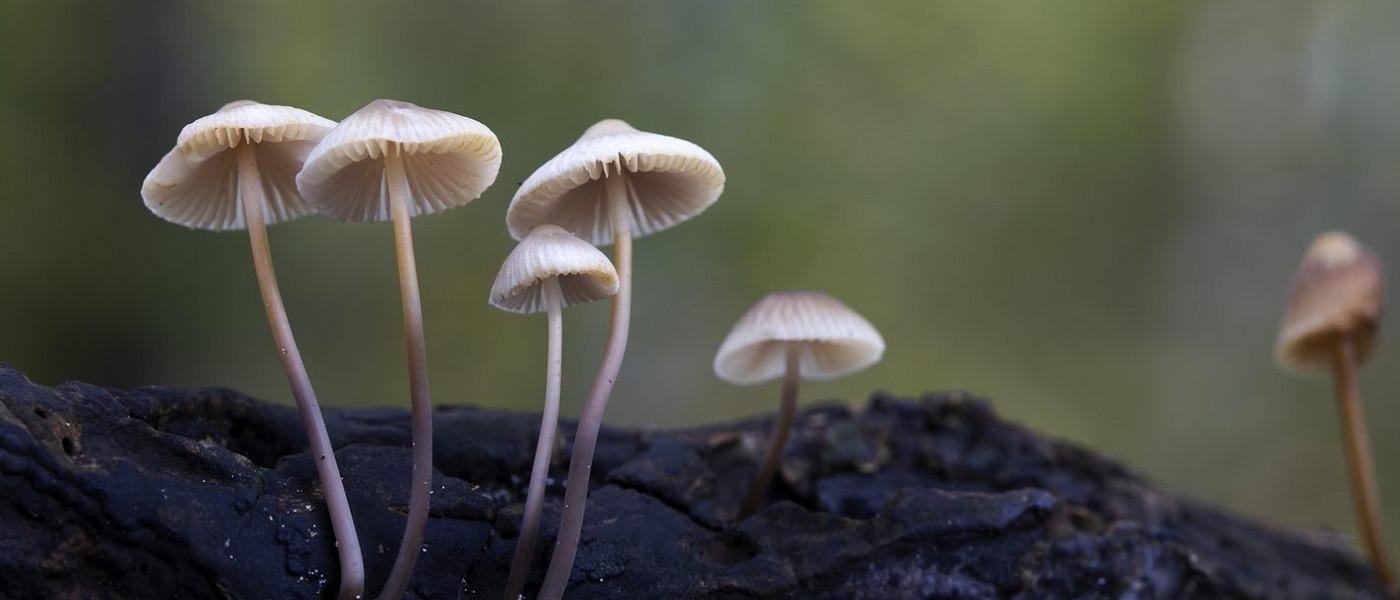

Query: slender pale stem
left=238, top=145, right=365, bottom=600
left=376, top=150, right=434, bottom=600
left=503, top=278, right=564, bottom=600
left=739, top=344, right=800, bottom=519
left=1330, top=335, right=1395, bottom=593
left=537, top=172, right=633, bottom=600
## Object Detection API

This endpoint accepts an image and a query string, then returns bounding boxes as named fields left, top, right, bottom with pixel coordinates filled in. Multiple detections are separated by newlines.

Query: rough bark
left=0, top=364, right=1384, bottom=599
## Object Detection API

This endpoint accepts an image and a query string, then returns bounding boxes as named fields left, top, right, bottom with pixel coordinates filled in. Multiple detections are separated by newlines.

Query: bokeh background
left=3, top=0, right=1398, bottom=551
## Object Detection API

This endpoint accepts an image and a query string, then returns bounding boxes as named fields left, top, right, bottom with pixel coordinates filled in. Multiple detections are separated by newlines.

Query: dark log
left=0, top=364, right=1384, bottom=599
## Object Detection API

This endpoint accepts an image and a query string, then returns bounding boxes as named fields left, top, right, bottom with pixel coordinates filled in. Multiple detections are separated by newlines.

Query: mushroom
left=296, top=99, right=501, bottom=600
left=506, top=118, right=723, bottom=599
left=489, top=225, right=619, bottom=600
left=1275, top=231, right=1394, bottom=591
left=713, top=290, right=885, bottom=519
left=141, top=100, right=366, bottom=600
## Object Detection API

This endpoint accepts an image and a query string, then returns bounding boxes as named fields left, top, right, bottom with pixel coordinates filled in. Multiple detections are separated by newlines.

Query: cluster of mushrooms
left=140, top=99, right=886, bottom=600
left=140, top=100, right=1394, bottom=596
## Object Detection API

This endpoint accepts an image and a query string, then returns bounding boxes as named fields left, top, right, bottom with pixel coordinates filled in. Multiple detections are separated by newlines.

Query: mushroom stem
left=238, top=145, right=365, bottom=600
left=537, top=171, right=634, bottom=600
left=240, top=145, right=365, bottom=599
left=1330, top=335, right=1396, bottom=592
left=739, top=343, right=800, bottom=519
left=504, top=277, right=564, bottom=600
left=376, top=149, right=435, bottom=600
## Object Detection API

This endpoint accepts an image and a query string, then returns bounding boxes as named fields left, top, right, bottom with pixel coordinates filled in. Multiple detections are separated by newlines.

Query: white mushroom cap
left=490, top=225, right=620, bottom=314
left=141, top=100, right=335, bottom=230
left=506, top=119, right=724, bottom=245
left=296, top=99, right=502, bottom=222
left=1276, top=231, right=1385, bottom=371
left=714, top=291, right=885, bottom=385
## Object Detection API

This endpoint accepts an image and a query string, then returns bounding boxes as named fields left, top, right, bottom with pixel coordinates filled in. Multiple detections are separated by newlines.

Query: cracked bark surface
left=0, top=364, right=1385, bottom=599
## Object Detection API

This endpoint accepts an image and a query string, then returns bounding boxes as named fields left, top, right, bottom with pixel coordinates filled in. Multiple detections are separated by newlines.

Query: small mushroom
left=296, top=99, right=501, bottom=600
left=141, top=100, right=366, bottom=600
left=507, top=118, right=723, bottom=599
left=713, top=291, right=885, bottom=519
left=1276, top=231, right=1394, bottom=591
left=489, top=225, right=619, bottom=600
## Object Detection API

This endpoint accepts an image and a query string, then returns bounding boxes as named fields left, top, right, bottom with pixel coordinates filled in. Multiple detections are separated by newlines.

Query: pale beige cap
left=296, top=99, right=501, bottom=222
left=490, top=225, right=619, bottom=314
left=506, top=118, right=724, bottom=245
left=714, top=291, right=885, bottom=385
left=1276, top=231, right=1385, bottom=371
left=142, top=100, right=335, bottom=230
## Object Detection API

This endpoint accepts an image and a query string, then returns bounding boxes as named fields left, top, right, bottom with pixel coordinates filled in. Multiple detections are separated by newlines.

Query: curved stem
left=239, top=145, right=365, bottom=600
left=1330, top=335, right=1395, bottom=593
left=738, top=343, right=800, bottom=519
left=376, top=150, right=434, bottom=600
left=503, top=278, right=564, bottom=600
left=537, top=172, right=633, bottom=600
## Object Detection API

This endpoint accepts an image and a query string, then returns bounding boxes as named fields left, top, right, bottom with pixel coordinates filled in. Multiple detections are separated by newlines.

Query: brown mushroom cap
left=295, top=99, right=501, bottom=222
left=714, top=291, right=885, bottom=385
left=142, top=100, right=335, bottom=230
left=505, top=119, right=724, bottom=245
left=1276, top=231, right=1384, bottom=371
left=489, top=225, right=620, bottom=314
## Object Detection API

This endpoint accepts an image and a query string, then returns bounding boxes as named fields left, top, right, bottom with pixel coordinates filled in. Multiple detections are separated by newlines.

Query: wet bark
left=0, top=365, right=1384, bottom=599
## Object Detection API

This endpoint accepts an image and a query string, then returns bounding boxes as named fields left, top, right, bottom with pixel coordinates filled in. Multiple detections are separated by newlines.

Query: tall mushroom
left=1275, top=231, right=1394, bottom=591
left=296, top=99, right=501, bottom=600
left=713, top=291, right=885, bottom=519
left=506, top=119, right=724, bottom=599
left=141, top=100, right=366, bottom=600
left=489, top=225, right=619, bottom=600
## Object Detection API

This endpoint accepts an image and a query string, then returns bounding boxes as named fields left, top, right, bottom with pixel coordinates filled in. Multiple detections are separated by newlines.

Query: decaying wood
left=0, top=365, right=1385, bottom=598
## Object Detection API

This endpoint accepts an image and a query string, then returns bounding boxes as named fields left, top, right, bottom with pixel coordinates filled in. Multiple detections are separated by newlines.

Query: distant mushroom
left=296, top=99, right=501, bottom=600
left=141, top=100, right=365, bottom=600
left=714, top=291, right=885, bottom=519
left=1275, top=231, right=1394, bottom=591
left=507, top=118, right=723, bottom=599
left=489, top=225, right=619, bottom=600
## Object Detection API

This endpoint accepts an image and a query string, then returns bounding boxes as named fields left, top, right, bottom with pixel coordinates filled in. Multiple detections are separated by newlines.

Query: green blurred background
left=2, top=0, right=1398, bottom=551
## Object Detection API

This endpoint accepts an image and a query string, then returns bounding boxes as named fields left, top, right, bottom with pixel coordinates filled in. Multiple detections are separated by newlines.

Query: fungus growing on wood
left=141, top=100, right=365, bottom=600
left=1275, top=231, right=1394, bottom=592
left=507, top=118, right=723, bottom=600
left=296, top=99, right=501, bottom=600
left=489, top=224, right=619, bottom=600
left=714, top=290, right=885, bottom=519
